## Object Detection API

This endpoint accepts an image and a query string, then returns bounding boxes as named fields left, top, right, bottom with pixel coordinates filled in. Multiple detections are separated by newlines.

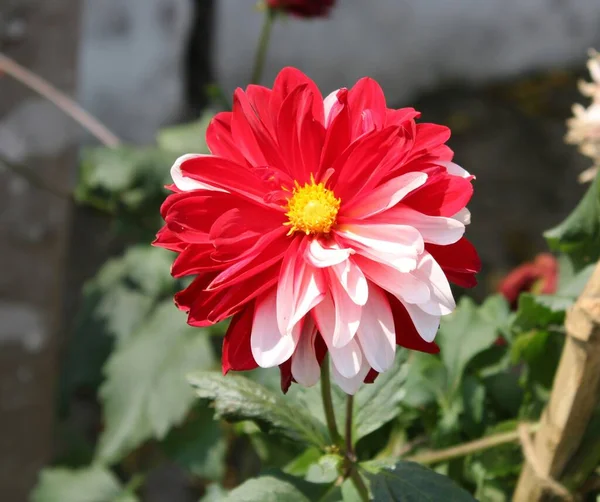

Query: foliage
left=34, top=96, right=600, bottom=500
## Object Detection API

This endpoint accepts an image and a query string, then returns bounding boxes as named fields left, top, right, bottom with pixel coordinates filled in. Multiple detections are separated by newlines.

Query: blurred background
left=1, top=0, right=599, bottom=500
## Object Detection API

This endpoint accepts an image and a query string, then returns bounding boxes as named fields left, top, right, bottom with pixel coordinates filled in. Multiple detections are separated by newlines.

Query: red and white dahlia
left=155, top=68, right=480, bottom=394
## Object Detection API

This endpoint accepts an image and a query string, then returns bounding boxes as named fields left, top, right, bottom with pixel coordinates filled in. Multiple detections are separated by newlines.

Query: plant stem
left=320, top=357, right=341, bottom=445
left=0, top=52, right=120, bottom=147
left=349, top=467, right=370, bottom=502
left=345, top=395, right=356, bottom=461
left=250, top=8, right=275, bottom=84
left=345, top=395, right=369, bottom=501
left=407, top=422, right=540, bottom=465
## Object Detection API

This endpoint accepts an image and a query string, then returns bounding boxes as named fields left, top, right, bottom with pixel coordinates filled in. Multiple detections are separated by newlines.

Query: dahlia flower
left=266, top=0, right=335, bottom=18
left=155, top=67, right=480, bottom=394
left=498, top=253, right=558, bottom=309
left=567, top=49, right=600, bottom=182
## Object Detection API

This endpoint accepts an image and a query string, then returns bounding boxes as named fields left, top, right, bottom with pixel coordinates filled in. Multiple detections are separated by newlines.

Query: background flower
left=498, top=253, right=558, bottom=308
left=155, top=67, right=479, bottom=394
left=266, top=0, right=335, bottom=18
left=566, top=49, right=600, bottom=182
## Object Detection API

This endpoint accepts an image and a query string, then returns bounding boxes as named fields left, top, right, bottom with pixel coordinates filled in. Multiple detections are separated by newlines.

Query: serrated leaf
left=364, top=461, right=477, bottom=501
left=353, top=353, right=409, bottom=441
left=438, top=295, right=510, bottom=395
left=31, top=466, right=136, bottom=502
left=223, top=476, right=311, bottom=502
left=545, top=174, right=600, bottom=269
left=188, top=372, right=329, bottom=448
left=59, top=247, right=175, bottom=412
left=156, top=112, right=214, bottom=155
left=402, top=352, right=447, bottom=408
left=289, top=379, right=346, bottom=435
left=512, top=294, right=565, bottom=332
left=162, top=406, right=227, bottom=480
left=96, top=301, right=215, bottom=464
left=77, top=146, right=174, bottom=201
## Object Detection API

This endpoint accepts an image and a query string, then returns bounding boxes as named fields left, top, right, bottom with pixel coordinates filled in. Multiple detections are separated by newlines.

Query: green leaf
left=96, top=301, right=216, bottom=464
left=77, top=146, right=173, bottom=205
left=188, top=372, right=329, bottom=448
left=222, top=476, right=311, bottom=502
left=200, top=484, right=229, bottom=502
left=438, top=295, right=510, bottom=395
left=305, top=454, right=342, bottom=484
left=31, top=466, right=137, bottom=502
left=461, top=376, right=486, bottom=433
left=402, top=352, right=447, bottom=408
left=353, top=353, right=409, bottom=441
left=511, top=294, right=565, bottom=332
left=545, top=173, right=600, bottom=269
left=531, top=262, right=596, bottom=313
left=364, top=461, right=477, bottom=501
left=162, top=406, right=227, bottom=480
left=156, top=112, right=214, bottom=155
left=59, top=246, right=175, bottom=412
left=284, top=448, right=323, bottom=477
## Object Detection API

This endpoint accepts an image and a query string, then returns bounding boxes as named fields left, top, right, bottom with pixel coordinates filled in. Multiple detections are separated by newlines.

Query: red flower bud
left=498, top=253, right=559, bottom=309
left=266, top=0, right=336, bottom=18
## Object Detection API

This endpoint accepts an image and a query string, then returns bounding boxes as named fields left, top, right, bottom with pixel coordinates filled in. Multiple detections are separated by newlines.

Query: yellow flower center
left=285, top=176, right=341, bottom=235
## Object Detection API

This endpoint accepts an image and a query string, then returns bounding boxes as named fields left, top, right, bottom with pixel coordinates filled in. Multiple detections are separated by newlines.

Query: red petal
left=231, top=88, right=284, bottom=169
left=223, top=304, right=258, bottom=374
left=402, top=168, right=473, bottom=217
left=153, top=225, right=186, bottom=252
left=388, top=294, right=440, bottom=354
left=319, top=89, right=351, bottom=177
left=385, top=107, right=421, bottom=126
left=347, top=77, right=387, bottom=139
left=181, top=267, right=279, bottom=326
left=426, top=238, right=481, bottom=288
left=270, top=67, right=325, bottom=126
left=279, top=358, right=294, bottom=394
left=206, top=112, right=249, bottom=166
left=277, top=84, right=325, bottom=183
left=179, top=155, right=277, bottom=206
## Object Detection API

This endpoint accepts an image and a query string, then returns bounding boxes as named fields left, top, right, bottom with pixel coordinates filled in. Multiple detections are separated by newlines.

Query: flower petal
left=401, top=301, right=440, bottom=342
left=356, top=284, right=396, bottom=372
left=343, top=172, right=427, bottom=219
left=330, top=258, right=368, bottom=306
left=453, top=208, right=471, bottom=225
left=413, top=252, right=456, bottom=316
left=171, top=154, right=225, bottom=192
left=251, top=288, right=300, bottom=367
left=337, top=223, right=423, bottom=273
left=313, top=291, right=361, bottom=360
left=353, top=256, right=430, bottom=305
left=222, top=304, right=257, bottom=374
left=331, top=355, right=371, bottom=395
left=291, top=317, right=320, bottom=386
left=277, top=239, right=326, bottom=335
left=376, top=206, right=465, bottom=245
left=305, top=238, right=352, bottom=268
left=439, top=161, right=471, bottom=178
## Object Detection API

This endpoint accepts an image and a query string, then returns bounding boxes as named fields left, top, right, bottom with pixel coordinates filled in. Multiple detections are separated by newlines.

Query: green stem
left=320, top=356, right=341, bottom=445
left=345, top=395, right=356, bottom=461
left=250, top=8, right=275, bottom=84
left=345, top=395, right=369, bottom=500
left=349, top=467, right=370, bottom=502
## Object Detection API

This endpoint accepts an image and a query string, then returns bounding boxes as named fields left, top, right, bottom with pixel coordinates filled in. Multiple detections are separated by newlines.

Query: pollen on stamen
left=284, top=175, right=341, bottom=236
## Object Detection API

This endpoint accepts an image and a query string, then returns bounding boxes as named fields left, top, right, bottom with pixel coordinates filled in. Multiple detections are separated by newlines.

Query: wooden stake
left=513, top=261, right=600, bottom=501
